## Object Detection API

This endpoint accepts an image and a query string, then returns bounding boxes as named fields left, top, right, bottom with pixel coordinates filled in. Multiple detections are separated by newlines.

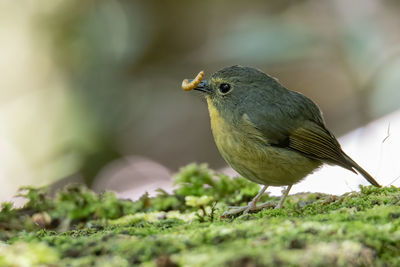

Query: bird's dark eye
left=218, top=83, right=231, bottom=94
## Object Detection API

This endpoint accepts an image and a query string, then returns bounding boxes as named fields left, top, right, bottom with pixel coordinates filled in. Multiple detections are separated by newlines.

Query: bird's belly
left=218, top=138, right=321, bottom=186
left=207, top=98, right=321, bottom=186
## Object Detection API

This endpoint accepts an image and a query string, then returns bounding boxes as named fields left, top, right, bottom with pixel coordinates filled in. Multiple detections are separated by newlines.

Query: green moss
left=0, top=242, right=59, bottom=266
left=0, top=164, right=399, bottom=266
left=173, top=163, right=263, bottom=205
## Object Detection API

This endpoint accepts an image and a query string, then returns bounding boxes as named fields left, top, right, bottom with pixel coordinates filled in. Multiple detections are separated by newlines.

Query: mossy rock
left=0, top=164, right=399, bottom=266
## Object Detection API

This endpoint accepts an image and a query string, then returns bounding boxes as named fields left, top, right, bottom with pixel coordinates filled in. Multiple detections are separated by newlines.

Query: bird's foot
left=221, top=201, right=275, bottom=217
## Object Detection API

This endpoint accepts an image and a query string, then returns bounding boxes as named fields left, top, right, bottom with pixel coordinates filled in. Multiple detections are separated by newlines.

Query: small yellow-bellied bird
left=182, top=65, right=381, bottom=216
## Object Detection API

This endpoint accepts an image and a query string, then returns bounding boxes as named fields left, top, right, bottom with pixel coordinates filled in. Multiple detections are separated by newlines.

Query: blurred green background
left=1, top=0, right=400, bottom=201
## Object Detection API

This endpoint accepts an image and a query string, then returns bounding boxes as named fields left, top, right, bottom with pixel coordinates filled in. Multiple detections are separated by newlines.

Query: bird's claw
left=221, top=206, right=248, bottom=217
left=221, top=201, right=275, bottom=218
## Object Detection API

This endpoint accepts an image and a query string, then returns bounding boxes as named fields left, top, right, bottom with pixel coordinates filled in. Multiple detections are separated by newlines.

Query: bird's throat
left=206, top=96, right=221, bottom=124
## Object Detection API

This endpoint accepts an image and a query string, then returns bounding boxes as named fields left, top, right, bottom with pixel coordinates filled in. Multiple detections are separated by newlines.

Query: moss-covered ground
left=1, top=164, right=399, bottom=266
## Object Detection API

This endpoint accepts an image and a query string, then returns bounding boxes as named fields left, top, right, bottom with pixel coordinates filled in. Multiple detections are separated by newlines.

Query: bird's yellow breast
left=206, top=96, right=321, bottom=186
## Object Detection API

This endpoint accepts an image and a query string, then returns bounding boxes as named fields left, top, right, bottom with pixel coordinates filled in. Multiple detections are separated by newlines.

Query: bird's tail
left=343, top=154, right=381, bottom=187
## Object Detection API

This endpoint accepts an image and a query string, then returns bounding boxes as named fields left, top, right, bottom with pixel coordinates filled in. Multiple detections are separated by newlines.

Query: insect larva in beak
left=182, top=70, right=204, bottom=91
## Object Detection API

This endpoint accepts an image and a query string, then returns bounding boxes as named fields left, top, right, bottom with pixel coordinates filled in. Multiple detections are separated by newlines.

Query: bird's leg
left=275, top=185, right=292, bottom=209
left=222, top=185, right=268, bottom=217
left=252, top=185, right=293, bottom=210
left=244, top=185, right=269, bottom=213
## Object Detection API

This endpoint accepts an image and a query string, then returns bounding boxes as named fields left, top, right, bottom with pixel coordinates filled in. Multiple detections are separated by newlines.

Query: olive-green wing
left=288, top=122, right=381, bottom=187
left=243, top=87, right=380, bottom=187
left=288, top=122, right=355, bottom=172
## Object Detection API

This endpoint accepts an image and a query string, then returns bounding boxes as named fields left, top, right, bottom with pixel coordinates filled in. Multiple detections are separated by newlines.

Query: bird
left=182, top=65, right=381, bottom=216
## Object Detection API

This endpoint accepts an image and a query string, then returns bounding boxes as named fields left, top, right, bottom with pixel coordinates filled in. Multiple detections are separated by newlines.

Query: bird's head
left=183, top=65, right=284, bottom=118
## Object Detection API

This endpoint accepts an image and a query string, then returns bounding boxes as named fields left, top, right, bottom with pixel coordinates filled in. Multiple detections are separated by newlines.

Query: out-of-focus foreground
left=1, top=0, right=400, bottom=202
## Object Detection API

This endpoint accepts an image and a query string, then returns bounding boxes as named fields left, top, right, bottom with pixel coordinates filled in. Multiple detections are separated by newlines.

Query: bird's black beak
left=192, top=80, right=211, bottom=94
